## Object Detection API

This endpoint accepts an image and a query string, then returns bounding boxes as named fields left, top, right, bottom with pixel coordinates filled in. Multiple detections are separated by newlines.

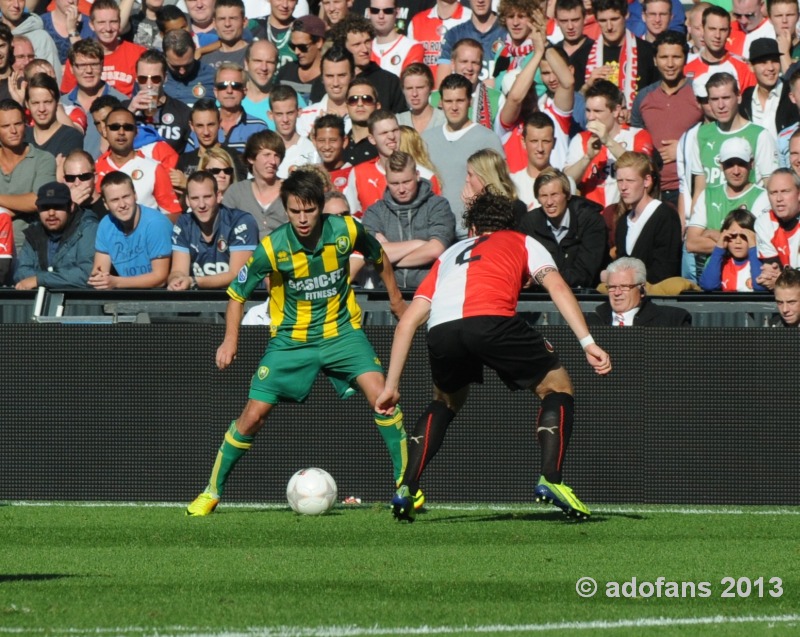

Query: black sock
left=403, top=400, right=456, bottom=494
left=537, top=392, right=574, bottom=484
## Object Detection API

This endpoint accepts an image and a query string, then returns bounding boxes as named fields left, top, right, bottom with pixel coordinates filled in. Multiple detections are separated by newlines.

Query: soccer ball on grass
left=286, top=468, right=338, bottom=515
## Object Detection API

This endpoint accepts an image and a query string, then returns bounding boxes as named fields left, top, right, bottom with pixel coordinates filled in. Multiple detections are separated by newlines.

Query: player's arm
left=539, top=268, right=611, bottom=375
left=216, top=298, right=245, bottom=370
left=375, top=296, right=432, bottom=414
left=374, top=252, right=408, bottom=318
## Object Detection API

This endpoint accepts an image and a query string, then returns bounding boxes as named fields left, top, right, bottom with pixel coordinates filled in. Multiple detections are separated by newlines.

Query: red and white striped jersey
left=684, top=54, right=756, bottom=93
left=344, top=157, right=442, bottom=217
left=95, top=151, right=182, bottom=215
left=415, top=230, right=557, bottom=329
left=408, top=3, right=471, bottom=69
left=565, top=125, right=654, bottom=208
left=372, top=35, right=425, bottom=76
left=755, top=210, right=800, bottom=267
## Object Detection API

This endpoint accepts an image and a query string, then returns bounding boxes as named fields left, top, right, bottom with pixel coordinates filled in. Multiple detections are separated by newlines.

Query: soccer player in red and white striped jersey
left=376, top=190, right=611, bottom=522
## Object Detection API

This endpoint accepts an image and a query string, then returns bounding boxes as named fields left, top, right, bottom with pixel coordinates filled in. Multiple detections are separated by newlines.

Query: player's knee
left=534, top=366, right=574, bottom=399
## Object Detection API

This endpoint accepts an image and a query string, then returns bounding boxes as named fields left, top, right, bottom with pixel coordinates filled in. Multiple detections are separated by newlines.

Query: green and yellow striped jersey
left=228, top=214, right=384, bottom=341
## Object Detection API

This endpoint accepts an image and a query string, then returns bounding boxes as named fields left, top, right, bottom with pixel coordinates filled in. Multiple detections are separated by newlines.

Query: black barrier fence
left=1, top=325, right=798, bottom=505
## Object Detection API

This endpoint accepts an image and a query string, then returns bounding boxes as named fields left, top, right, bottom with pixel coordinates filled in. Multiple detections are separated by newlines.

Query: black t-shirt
left=599, top=38, right=658, bottom=95
left=24, top=125, right=84, bottom=158
left=276, top=62, right=322, bottom=105
left=556, top=37, right=595, bottom=93
left=342, top=133, right=378, bottom=166
left=129, top=94, right=193, bottom=155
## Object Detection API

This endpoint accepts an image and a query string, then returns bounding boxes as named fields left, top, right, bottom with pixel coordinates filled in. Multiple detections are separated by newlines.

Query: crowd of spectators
left=2, top=0, right=800, bottom=325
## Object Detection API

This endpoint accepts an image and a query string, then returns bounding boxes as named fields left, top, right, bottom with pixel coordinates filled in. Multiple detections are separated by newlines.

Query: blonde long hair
left=398, top=125, right=441, bottom=185
left=467, top=148, right=518, bottom=200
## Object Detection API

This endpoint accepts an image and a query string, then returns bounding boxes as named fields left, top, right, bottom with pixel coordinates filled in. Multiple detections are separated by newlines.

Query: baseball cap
left=719, top=137, right=753, bottom=164
left=692, top=74, right=709, bottom=100
left=749, top=38, right=781, bottom=63
left=36, top=182, right=72, bottom=210
left=292, top=15, right=327, bottom=39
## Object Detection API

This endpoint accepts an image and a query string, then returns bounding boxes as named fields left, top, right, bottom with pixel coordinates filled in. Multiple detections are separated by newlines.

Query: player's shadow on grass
left=0, top=574, right=78, bottom=583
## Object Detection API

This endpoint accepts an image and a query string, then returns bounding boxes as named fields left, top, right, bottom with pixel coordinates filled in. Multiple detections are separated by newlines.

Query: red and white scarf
left=498, top=37, right=534, bottom=73
left=471, top=81, right=493, bottom=130
left=585, top=30, right=639, bottom=109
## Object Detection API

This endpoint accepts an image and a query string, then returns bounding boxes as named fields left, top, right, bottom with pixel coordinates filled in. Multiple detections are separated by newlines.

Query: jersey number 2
left=455, top=236, right=488, bottom=265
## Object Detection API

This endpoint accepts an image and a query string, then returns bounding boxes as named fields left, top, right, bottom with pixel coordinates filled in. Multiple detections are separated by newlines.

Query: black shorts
left=427, top=315, right=560, bottom=393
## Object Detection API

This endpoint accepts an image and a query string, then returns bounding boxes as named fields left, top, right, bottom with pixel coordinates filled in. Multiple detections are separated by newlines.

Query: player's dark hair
left=593, top=0, right=628, bottom=16
left=89, top=94, right=122, bottom=114
left=702, top=4, right=730, bottom=26
left=314, top=113, right=346, bottom=136
left=187, top=170, right=219, bottom=193
left=653, top=30, right=688, bottom=58
left=280, top=168, right=326, bottom=211
left=721, top=208, right=756, bottom=232
left=439, top=73, right=473, bottom=99
left=463, top=189, right=516, bottom=234
left=775, top=266, right=800, bottom=289
left=100, top=170, right=134, bottom=192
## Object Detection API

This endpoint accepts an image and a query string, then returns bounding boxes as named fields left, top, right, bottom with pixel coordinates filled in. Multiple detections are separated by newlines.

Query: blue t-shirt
left=96, top=205, right=173, bottom=276
left=172, top=206, right=259, bottom=278
left=163, top=61, right=217, bottom=107
left=438, top=20, right=507, bottom=82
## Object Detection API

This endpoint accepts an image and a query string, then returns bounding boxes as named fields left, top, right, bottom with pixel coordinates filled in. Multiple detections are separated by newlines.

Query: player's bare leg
left=186, top=400, right=274, bottom=516
left=531, top=366, right=590, bottom=519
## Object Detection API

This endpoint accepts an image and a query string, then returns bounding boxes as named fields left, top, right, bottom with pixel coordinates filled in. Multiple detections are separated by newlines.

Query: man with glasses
left=276, top=15, right=326, bottom=103
left=127, top=49, right=192, bottom=155
left=585, top=257, right=691, bottom=326
left=95, top=107, right=182, bottom=219
left=162, top=28, right=216, bottom=107
left=0, top=99, right=57, bottom=251
left=0, top=0, right=61, bottom=81
left=167, top=170, right=258, bottom=291
left=369, top=0, right=424, bottom=77
left=242, top=40, right=280, bottom=124
left=730, top=0, right=775, bottom=60
left=201, top=0, right=250, bottom=70
left=60, top=39, right=127, bottom=158
left=343, top=76, right=380, bottom=166
left=60, top=0, right=146, bottom=98
left=62, top=149, right=109, bottom=220
left=176, top=99, right=249, bottom=187
left=13, top=181, right=98, bottom=290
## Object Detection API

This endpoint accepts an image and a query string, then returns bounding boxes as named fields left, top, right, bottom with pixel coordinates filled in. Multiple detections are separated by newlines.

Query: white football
left=286, top=468, right=338, bottom=515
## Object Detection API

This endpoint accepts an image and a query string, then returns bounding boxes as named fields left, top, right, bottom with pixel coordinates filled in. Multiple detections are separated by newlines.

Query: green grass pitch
left=1, top=502, right=798, bottom=636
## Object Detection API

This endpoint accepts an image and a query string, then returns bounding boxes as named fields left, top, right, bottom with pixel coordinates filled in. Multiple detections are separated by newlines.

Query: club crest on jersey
left=391, top=55, right=401, bottom=66
left=192, top=84, right=206, bottom=98
left=277, top=250, right=290, bottom=262
left=217, top=237, right=228, bottom=252
left=335, top=235, right=351, bottom=254
left=334, top=176, right=347, bottom=188
left=131, top=169, right=144, bottom=180
left=544, top=339, right=554, bottom=353
left=237, top=264, right=248, bottom=283
left=162, top=113, right=175, bottom=125
left=257, top=366, right=269, bottom=380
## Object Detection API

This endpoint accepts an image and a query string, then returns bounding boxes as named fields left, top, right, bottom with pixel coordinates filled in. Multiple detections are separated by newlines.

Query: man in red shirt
left=61, top=0, right=146, bottom=97
left=376, top=189, right=611, bottom=522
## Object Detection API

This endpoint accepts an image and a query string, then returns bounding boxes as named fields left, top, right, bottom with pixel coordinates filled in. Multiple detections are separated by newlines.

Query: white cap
left=718, top=137, right=753, bottom=163
left=692, top=73, right=709, bottom=99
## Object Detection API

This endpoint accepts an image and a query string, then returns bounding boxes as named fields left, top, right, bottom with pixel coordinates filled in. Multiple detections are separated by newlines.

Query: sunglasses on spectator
left=214, top=80, right=245, bottom=91
left=347, top=94, right=376, bottom=105
left=369, top=7, right=395, bottom=14
left=64, top=172, right=93, bottom=183
left=208, top=167, right=234, bottom=176
left=107, top=122, right=137, bottom=132
left=137, top=74, right=163, bottom=84
left=732, top=11, right=756, bottom=18
left=290, top=42, right=312, bottom=53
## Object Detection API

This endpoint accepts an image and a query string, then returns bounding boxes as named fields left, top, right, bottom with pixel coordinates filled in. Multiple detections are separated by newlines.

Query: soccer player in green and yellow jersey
left=187, top=168, right=415, bottom=516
